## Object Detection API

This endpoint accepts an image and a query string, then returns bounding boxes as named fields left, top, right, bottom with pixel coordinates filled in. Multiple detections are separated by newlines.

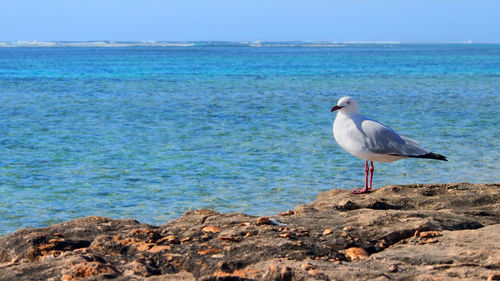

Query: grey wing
left=360, top=119, right=429, bottom=157
left=400, top=135, right=420, bottom=145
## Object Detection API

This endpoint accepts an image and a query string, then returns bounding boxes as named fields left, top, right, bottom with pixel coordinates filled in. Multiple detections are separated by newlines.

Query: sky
left=1, top=0, right=499, bottom=42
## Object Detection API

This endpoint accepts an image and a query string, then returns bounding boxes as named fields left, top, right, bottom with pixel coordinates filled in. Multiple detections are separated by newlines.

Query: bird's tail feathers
left=408, top=152, right=448, bottom=161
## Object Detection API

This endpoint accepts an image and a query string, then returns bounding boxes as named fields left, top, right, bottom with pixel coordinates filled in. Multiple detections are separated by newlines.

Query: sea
left=0, top=42, right=499, bottom=235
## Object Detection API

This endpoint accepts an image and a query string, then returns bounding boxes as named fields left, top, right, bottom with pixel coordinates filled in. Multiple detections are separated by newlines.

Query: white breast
left=333, top=113, right=404, bottom=163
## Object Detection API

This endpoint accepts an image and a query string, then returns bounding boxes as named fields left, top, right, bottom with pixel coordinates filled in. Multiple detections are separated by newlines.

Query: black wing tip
left=411, top=152, right=448, bottom=161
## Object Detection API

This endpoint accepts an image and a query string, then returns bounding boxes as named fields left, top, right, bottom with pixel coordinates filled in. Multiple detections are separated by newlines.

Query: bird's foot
left=352, top=187, right=371, bottom=194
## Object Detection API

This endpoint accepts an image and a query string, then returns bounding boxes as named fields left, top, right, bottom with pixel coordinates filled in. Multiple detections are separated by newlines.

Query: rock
left=278, top=210, right=295, bottom=216
left=256, top=217, right=271, bottom=225
left=201, top=226, right=221, bottom=234
left=326, top=242, right=347, bottom=250
left=307, top=268, right=320, bottom=275
left=217, top=236, right=240, bottom=242
left=388, top=264, right=398, bottom=273
left=342, top=226, right=354, bottom=231
left=146, top=271, right=195, bottom=280
left=300, top=262, right=316, bottom=271
left=129, top=228, right=161, bottom=243
left=180, top=237, right=191, bottom=244
left=343, top=247, right=369, bottom=261
left=0, top=183, right=499, bottom=280
left=418, top=231, right=441, bottom=239
left=322, top=228, right=333, bottom=236
left=279, top=232, right=292, bottom=239
left=147, top=245, right=171, bottom=253
left=197, top=248, right=221, bottom=255
left=336, top=199, right=359, bottom=211
left=157, top=235, right=180, bottom=245
left=61, top=261, right=119, bottom=281
left=488, top=273, right=500, bottom=281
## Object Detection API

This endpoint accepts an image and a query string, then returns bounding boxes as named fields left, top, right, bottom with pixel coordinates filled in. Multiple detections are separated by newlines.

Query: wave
left=0, top=41, right=195, bottom=47
left=0, top=40, right=399, bottom=48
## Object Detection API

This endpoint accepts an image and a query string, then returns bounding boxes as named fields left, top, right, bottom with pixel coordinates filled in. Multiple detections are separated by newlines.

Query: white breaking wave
left=0, top=41, right=195, bottom=47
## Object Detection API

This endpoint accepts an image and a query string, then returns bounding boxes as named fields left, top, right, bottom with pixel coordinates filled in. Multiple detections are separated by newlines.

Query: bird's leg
left=353, top=161, right=370, bottom=194
left=369, top=161, right=374, bottom=190
left=364, top=160, right=369, bottom=190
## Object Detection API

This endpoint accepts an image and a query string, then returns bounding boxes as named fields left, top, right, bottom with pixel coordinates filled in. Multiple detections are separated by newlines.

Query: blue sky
left=1, top=0, right=499, bottom=42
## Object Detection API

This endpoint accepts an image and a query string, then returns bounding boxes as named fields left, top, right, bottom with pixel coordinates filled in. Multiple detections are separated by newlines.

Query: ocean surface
left=1, top=43, right=499, bottom=235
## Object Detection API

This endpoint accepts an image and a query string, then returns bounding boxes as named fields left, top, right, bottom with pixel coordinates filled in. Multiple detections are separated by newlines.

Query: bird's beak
left=330, top=105, right=343, bottom=112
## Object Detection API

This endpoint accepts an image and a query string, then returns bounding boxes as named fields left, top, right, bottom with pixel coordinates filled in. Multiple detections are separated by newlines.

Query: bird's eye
left=347, top=101, right=351, bottom=104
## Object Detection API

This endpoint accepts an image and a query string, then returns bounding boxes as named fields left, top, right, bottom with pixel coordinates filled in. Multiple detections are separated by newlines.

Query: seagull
left=331, top=96, right=447, bottom=194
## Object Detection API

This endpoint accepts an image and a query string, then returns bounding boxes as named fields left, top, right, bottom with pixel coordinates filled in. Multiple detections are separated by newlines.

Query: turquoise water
left=1, top=44, right=499, bottom=234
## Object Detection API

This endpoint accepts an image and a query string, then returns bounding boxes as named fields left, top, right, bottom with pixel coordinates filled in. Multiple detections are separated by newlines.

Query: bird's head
left=330, top=96, right=359, bottom=115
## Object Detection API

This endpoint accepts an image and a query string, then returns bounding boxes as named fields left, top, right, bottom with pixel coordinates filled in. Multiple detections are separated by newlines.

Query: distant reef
left=1, top=183, right=499, bottom=281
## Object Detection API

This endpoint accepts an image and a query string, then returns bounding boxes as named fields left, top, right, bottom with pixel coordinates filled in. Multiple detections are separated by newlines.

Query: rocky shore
left=1, top=183, right=499, bottom=281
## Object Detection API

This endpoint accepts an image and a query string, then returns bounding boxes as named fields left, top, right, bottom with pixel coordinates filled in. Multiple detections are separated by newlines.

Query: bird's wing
left=360, top=119, right=429, bottom=157
left=400, top=135, right=420, bottom=145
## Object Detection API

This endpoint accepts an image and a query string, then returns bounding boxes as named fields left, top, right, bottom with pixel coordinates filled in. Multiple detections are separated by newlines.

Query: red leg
left=369, top=161, right=374, bottom=190
left=353, top=161, right=370, bottom=194
left=365, top=160, right=369, bottom=190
